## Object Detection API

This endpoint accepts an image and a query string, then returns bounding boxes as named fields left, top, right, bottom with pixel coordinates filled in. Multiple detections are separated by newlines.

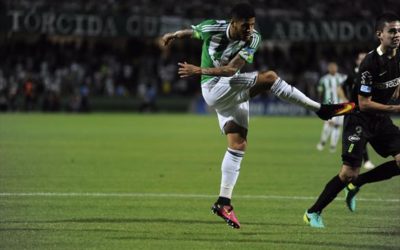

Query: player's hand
left=178, top=62, right=201, bottom=78
left=162, top=32, right=177, bottom=46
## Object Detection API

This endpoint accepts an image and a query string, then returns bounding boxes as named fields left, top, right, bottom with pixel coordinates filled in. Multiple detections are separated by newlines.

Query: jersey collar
left=377, top=45, right=398, bottom=59
left=377, top=45, right=384, bottom=56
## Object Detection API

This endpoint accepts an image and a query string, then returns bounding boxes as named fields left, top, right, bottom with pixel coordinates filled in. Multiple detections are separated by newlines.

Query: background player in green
left=316, top=62, right=348, bottom=153
left=304, top=12, right=400, bottom=228
left=162, top=2, right=354, bottom=229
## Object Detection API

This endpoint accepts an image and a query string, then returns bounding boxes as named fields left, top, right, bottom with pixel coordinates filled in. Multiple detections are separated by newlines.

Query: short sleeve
left=357, top=60, right=373, bottom=97
left=238, top=32, right=261, bottom=64
left=191, top=19, right=217, bottom=41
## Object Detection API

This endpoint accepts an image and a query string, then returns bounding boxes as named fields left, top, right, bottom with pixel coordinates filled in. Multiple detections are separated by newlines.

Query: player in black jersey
left=304, top=12, right=400, bottom=228
left=342, top=52, right=375, bottom=169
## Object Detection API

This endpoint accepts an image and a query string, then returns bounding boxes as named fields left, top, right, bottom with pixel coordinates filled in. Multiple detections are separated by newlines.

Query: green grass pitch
left=0, top=113, right=399, bottom=249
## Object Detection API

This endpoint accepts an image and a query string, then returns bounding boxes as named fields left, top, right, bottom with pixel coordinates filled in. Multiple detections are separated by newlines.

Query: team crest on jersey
left=360, top=71, right=372, bottom=85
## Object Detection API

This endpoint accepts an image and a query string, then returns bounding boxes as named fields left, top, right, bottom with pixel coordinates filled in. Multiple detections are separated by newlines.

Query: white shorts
left=201, top=72, right=258, bottom=132
left=328, top=115, right=344, bottom=126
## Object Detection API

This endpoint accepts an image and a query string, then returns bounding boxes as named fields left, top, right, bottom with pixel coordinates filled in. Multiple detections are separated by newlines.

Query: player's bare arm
left=178, top=54, right=246, bottom=78
left=162, top=29, right=193, bottom=46
left=358, top=95, right=400, bottom=113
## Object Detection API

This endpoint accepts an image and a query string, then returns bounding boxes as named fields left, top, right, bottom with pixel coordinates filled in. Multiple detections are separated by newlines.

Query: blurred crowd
left=0, top=36, right=369, bottom=112
left=3, top=0, right=398, bottom=19
left=1, top=0, right=397, bottom=112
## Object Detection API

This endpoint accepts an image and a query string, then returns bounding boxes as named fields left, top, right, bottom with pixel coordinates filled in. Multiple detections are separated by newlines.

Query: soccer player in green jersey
left=162, top=2, right=354, bottom=229
left=316, top=62, right=348, bottom=153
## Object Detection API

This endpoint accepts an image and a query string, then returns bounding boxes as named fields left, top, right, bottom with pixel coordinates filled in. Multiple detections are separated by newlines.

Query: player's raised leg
left=249, top=70, right=355, bottom=120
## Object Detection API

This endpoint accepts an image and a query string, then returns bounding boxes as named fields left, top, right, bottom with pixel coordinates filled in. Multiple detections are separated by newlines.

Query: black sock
left=308, top=175, right=346, bottom=213
left=217, top=196, right=231, bottom=206
left=362, top=150, right=369, bottom=162
left=353, top=160, right=400, bottom=187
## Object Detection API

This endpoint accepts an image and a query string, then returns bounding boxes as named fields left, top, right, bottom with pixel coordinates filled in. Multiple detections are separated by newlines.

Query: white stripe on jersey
left=319, top=73, right=347, bottom=103
left=250, top=33, right=260, bottom=48
left=208, top=34, right=224, bottom=67
left=201, top=24, right=227, bottom=32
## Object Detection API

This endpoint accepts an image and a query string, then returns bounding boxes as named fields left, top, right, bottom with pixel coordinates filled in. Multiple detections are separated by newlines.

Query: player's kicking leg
left=250, top=71, right=355, bottom=120
left=316, top=103, right=355, bottom=120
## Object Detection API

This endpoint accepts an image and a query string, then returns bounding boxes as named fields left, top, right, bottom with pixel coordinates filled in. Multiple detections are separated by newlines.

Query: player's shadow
left=1, top=217, right=305, bottom=228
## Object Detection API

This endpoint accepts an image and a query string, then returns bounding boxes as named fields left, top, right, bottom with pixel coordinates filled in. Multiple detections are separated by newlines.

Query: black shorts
left=341, top=113, right=400, bottom=167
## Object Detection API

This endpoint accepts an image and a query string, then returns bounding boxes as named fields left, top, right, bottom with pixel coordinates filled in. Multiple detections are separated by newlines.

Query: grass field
left=0, top=113, right=399, bottom=249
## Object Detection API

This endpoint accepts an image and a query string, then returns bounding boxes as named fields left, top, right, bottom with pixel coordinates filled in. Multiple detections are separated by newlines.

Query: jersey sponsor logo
left=375, top=77, right=400, bottom=89
left=348, top=135, right=360, bottom=142
left=360, top=85, right=372, bottom=93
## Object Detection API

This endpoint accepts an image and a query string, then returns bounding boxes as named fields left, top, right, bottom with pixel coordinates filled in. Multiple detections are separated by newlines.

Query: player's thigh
left=216, top=101, right=250, bottom=134
left=331, top=116, right=344, bottom=126
left=341, top=116, right=366, bottom=167
left=202, top=72, right=257, bottom=108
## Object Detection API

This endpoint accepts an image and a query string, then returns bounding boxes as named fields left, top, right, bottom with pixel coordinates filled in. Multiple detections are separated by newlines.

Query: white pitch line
left=0, top=192, right=399, bottom=203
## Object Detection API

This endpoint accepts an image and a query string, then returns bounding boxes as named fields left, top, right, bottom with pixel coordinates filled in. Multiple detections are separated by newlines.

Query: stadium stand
left=0, top=0, right=398, bottom=112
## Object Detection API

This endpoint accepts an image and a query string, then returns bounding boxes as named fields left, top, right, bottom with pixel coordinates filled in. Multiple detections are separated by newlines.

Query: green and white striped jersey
left=318, top=73, right=347, bottom=104
left=191, top=19, right=261, bottom=84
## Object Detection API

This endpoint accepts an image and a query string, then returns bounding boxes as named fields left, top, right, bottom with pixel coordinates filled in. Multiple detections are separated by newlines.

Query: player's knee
left=339, top=171, right=358, bottom=183
left=259, top=70, right=278, bottom=85
left=339, top=165, right=359, bottom=183
left=230, top=140, right=247, bottom=151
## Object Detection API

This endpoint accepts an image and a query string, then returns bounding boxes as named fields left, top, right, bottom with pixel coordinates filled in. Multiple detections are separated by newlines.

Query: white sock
left=219, top=148, right=244, bottom=199
left=270, top=78, right=321, bottom=111
left=320, top=122, right=332, bottom=144
left=330, top=126, right=341, bottom=148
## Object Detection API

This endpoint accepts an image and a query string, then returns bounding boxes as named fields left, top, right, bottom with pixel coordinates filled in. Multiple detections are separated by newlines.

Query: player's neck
left=379, top=44, right=398, bottom=58
left=228, top=24, right=240, bottom=41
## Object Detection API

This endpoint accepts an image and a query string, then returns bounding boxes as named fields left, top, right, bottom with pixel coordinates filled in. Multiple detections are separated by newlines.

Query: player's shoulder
left=337, top=72, right=347, bottom=79
left=320, top=74, right=330, bottom=81
left=196, top=19, right=228, bottom=30
left=248, top=29, right=261, bottom=48
left=252, top=29, right=261, bottom=38
left=360, top=49, right=378, bottom=70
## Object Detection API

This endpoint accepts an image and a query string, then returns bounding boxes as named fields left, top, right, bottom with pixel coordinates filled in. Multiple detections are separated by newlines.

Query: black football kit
left=342, top=47, right=400, bottom=167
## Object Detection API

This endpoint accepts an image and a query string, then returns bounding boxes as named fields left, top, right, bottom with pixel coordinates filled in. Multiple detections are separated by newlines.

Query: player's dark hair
left=231, top=3, right=255, bottom=20
left=375, top=12, right=400, bottom=31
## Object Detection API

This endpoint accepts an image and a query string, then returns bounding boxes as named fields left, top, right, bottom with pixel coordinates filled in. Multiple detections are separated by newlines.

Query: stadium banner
left=3, top=10, right=375, bottom=41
